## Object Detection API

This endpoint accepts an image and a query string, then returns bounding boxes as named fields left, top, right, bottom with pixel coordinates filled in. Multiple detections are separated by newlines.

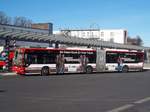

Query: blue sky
left=0, top=0, right=150, bottom=46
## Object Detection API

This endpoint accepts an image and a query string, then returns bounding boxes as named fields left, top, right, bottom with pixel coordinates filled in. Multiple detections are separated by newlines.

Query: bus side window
left=106, top=52, right=118, bottom=63
left=27, top=54, right=37, bottom=64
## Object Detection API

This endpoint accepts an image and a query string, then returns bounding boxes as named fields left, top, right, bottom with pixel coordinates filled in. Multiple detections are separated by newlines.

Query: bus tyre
left=41, top=67, right=49, bottom=76
left=86, top=66, right=93, bottom=74
left=122, top=66, right=128, bottom=73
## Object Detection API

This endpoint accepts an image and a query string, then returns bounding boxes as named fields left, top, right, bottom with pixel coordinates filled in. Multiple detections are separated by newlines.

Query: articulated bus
left=12, top=47, right=144, bottom=75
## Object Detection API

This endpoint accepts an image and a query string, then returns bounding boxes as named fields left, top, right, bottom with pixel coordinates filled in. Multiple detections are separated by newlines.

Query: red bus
left=12, top=47, right=144, bottom=75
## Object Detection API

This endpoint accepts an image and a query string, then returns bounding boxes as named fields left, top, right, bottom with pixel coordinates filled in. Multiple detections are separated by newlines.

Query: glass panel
left=25, top=50, right=58, bottom=64
left=106, top=52, right=118, bottom=63
left=13, top=50, right=23, bottom=66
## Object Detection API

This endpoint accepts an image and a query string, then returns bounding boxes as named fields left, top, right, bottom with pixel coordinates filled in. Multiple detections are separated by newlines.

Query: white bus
left=12, top=47, right=144, bottom=75
left=105, top=49, right=144, bottom=72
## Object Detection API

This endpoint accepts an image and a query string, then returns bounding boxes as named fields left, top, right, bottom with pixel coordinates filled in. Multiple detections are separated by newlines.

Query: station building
left=0, top=23, right=53, bottom=48
left=55, top=29, right=128, bottom=44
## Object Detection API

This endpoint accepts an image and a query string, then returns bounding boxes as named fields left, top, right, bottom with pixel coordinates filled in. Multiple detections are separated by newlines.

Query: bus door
left=96, top=48, right=106, bottom=72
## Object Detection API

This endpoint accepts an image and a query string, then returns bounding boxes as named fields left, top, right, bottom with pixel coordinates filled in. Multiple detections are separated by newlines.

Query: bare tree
left=13, top=16, right=32, bottom=27
left=26, top=19, right=32, bottom=27
left=136, top=35, right=143, bottom=46
left=127, top=35, right=143, bottom=46
left=0, top=11, right=11, bottom=24
left=0, top=11, right=33, bottom=27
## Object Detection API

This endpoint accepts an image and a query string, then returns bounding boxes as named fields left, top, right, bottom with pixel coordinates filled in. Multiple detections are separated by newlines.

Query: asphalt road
left=0, top=71, right=150, bottom=112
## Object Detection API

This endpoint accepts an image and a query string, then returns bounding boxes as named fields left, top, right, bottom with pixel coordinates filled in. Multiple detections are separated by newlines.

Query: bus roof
left=105, top=48, right=144, bottom=53
left=17, top=47, right=143, bottom=53
left=17, top=47, right=96, bottom=52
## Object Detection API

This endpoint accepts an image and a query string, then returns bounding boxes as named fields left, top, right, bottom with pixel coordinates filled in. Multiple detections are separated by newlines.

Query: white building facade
left=58, top=29, right=128, bottom=44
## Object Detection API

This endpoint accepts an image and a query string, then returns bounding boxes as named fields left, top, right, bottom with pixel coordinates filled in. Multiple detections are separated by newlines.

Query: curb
left=143, top=67, right=150, bottom=70
left=0, top=72, right=17, bottom=76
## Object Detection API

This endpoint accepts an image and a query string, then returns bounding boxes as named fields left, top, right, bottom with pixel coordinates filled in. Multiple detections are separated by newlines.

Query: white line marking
left=134, top=97, right=150, bottom=104
left=107, top=104, right=134, bottom=112
left=107, top=96, right=150, bottom=112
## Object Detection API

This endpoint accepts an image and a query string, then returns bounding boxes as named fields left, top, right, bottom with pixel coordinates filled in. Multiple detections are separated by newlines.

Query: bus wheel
left=41, top=67, right=49, bottom=76
left=86, top=66, right=93, bottom=74
left=122, top=66, right=128, bottom=73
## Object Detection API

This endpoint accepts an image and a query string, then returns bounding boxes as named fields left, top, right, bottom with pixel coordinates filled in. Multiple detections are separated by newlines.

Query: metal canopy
left=0, top=24, right=149, bottom=50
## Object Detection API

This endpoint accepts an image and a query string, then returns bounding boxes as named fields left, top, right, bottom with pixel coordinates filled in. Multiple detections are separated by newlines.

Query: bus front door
left=96, top=48, right=106, bottom=72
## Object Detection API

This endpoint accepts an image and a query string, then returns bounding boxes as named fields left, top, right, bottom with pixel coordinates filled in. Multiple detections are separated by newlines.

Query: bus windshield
left=13, top=50, right=24, bottom=66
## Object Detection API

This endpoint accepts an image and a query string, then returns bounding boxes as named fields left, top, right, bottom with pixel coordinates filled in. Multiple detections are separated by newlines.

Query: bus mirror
left=25, top=63, right=30, bottom=67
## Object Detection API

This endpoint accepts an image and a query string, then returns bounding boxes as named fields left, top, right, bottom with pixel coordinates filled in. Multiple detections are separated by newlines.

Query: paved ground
left=0, top=71, right=150, bottom=112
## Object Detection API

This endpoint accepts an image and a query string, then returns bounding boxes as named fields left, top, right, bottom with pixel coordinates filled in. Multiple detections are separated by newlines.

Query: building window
left=87, top=32, right=90, bottom=37
left=82, top=32, right=85, bottom=37
left=101, top=32, right=104, bottom=37
left=90, top=32, right=94, bottom=38
left=110, top=32, right=114, bottom=38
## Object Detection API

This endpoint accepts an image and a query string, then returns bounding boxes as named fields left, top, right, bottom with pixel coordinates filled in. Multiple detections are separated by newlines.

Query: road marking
left=107, top=104, right=134, bottom=112
left=107, top=96, right=150, bottom=112
left=134, top=97, right=150, bottom=104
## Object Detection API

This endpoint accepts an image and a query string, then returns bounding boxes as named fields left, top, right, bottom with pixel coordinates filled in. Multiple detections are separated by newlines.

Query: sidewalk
left=143, top=63, right=150, bottom=70
left=0, top=71, right=17, bottom=76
